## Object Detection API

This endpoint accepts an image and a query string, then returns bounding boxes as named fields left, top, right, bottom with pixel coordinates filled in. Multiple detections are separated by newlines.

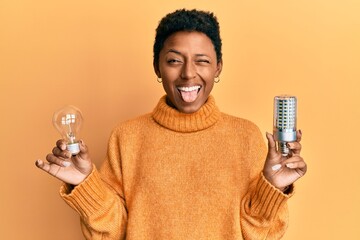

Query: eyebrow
left=167, top=49, right=181, bottom=55
left=166, top=49, right=210, bottom=58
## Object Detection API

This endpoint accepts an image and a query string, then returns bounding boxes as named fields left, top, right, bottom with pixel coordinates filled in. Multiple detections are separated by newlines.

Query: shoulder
left=219, top=113, right=266, bottom=159
left=104, top=113, right=154, bottom=148
left=110, top=113, right=153, bottom=137
left=218, top=112, right=265, bottom=147
left=219, top=112, right=262, bottom=134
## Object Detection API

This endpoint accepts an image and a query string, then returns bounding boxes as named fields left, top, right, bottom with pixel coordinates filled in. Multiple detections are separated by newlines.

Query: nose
left=180, top=61, right=196, bottom=80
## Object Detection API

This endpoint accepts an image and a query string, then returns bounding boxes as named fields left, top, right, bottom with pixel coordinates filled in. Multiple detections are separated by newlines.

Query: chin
left=167, top=93, right=208, bottom=113
left=176, top=101, right=203, bottom=114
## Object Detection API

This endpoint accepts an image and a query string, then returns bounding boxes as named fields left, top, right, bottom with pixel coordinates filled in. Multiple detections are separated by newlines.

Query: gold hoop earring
left=157, top=77, right=162, bottom=83
left=214, top=77, right=220, bottom=83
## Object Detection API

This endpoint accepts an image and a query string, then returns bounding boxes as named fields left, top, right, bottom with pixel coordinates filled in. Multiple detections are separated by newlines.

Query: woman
left=36, top=9, right=307, bottom=239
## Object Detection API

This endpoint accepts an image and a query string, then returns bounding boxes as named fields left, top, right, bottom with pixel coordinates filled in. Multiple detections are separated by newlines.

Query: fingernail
left=286, top=163, right=294, bottom=168
left=299, top=129, right=302, bottom=135
left=272, top=164, right=282, bottom=171
left=63, top=161, right=71, bottom=167
left=266, top=132, right=272, bottom=139
left=35, top=159, right=41, bottom=167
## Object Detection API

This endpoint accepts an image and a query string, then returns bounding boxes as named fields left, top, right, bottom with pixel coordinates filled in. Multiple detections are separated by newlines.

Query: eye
left=167, top=59, right=182, bottom=64
left=196, top=59, right=211, bottom=64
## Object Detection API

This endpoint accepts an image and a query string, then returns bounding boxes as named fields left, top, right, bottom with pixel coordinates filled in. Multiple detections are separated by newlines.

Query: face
left=155, top=31, right=222, bottom=113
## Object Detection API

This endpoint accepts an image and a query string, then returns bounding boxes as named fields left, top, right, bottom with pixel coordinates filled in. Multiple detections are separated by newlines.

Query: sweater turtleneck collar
left=152, top=95, right=221, bottom=133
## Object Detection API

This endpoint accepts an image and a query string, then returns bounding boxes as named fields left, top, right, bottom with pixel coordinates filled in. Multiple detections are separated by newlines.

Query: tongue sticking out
left=180, top=89, right=199, bottom=103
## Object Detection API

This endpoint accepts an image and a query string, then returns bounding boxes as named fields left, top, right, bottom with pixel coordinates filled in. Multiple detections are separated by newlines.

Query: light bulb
left=52, top=105, right=83, bottom=155
left=273, top=95, right=297, bottom=156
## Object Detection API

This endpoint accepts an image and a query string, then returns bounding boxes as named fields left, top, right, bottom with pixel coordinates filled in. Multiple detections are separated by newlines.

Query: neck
left=152, top=95, right=220, bottom=133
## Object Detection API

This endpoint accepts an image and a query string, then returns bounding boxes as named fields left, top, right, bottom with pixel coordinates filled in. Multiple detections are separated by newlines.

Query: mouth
left=177, top=85, right=202, bottom=103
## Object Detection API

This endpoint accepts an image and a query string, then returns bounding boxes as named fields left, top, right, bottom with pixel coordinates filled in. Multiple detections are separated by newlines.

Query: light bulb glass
left=52, top=105, right=83, bottom=155
left=273, top=95, right=297, bottom=156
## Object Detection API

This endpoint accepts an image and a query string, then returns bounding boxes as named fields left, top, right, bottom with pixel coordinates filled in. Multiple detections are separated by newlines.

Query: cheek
left=199, top=70, right=216, bottom=94
left=162, top=81, right=173, bottom=94
left=161, top=73, right=177, bottom=96
left=159, top=64, right=179, bottom=80
left=198, top=69, right=216, bottom=84
left=205, top=81, right=215, bottom=94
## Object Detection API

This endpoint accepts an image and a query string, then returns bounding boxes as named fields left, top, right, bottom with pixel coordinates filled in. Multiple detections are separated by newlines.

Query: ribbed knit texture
left=60, top=95, right=292, bottom=240
left=152, top=95, right=220, bottom=132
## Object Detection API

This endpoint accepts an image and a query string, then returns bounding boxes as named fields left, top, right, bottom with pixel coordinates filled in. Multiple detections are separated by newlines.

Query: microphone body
left=273, top=95, right=297, bottom=156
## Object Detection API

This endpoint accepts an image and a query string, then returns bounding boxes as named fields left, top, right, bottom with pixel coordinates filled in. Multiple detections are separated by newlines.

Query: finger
left=282, top=155, right=302, bottom=164
left=35, top=159, right=51, bottom=172
left=74, top=140, right=90, bottom=160
left=270, top=155, right=307, bottom=175
left=296, top=129, right=302, bottom=142
left=285, top=160, right=307, bottom=177
left=266, top=132, right=278, bottom=156
left=52, top=146, right=72, bottom=159
left=56, top=139, right=67, bottom=151
left=46, top=154, right=71, bottom=167
left=287, top=141, right=302, bottom=155
left=285, top=160, right=307, bottom=170
left=78, top=140, right=88, bottom=154
left=35, top=159, right=62, bottom=177
left=283, top=155, right=307, bottom=170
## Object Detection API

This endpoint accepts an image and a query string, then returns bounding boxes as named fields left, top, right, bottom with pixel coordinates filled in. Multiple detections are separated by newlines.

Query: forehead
left=162, top=31, right=216, bottom=56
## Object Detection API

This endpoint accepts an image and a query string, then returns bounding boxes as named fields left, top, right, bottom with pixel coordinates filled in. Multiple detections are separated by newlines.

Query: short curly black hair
left=153, top=9, right=222, bottom=69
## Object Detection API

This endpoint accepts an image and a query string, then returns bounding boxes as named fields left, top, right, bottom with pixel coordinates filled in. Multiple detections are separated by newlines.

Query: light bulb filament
left=67, top=132, right=75, bottom=143
left=61, top=114, right=77, bottom=143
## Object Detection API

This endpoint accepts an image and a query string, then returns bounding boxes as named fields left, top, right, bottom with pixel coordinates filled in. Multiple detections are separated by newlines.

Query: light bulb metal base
left=274, top=130, right=297, bottom=156
left=278, top=141, right=290, bottom=156
left=274, top=130, right=297, bottom=142
left=67, top=142, right=80, bottom=155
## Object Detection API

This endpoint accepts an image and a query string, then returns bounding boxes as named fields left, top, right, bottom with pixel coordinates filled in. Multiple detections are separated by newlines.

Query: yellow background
left=1, top=0, right=359, bottom=239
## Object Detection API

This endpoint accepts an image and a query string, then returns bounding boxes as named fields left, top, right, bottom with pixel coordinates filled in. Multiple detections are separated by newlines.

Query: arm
left=63, top=128, right=128, bottom=239
left=36, top=129, right=128, bottom=239
left=60, top=166, right=127, bottom=240
left=240, top=172, right=292, bottom=239
left=240, top=127, right=306, bottom=239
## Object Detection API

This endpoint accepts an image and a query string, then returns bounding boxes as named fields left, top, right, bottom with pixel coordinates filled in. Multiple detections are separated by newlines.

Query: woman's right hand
left=35, top=139, right=93, bottom=185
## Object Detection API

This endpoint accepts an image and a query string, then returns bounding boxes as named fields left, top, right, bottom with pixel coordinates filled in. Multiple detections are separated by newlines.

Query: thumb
left=78, top=139, right=88, bottom=152
left=266, top=132, right=278, bottom=157
left=74, top=139, right=90, bottom=160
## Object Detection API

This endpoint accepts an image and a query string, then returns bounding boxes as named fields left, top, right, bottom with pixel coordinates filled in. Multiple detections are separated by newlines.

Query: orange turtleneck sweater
left=60, top=95, right=292, bottom=240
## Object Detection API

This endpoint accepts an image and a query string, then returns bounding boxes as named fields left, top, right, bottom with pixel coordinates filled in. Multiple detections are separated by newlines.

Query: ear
left=153, top=61, right=161, bottom=78
left=215, top=59, right=223, bottom=77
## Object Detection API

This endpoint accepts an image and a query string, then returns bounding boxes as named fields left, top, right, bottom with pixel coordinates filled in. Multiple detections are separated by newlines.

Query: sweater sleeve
left=240, top=123, right=293, bottom=239
left=60, top=127, right=128, bottom=240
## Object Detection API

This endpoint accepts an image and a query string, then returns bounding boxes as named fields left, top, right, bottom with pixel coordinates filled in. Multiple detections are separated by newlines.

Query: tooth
left=178, top=86, right=200, bottom=92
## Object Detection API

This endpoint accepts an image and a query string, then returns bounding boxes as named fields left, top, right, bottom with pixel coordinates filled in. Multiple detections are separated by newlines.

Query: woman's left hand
left=263, top=130, right=307, bottom=191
